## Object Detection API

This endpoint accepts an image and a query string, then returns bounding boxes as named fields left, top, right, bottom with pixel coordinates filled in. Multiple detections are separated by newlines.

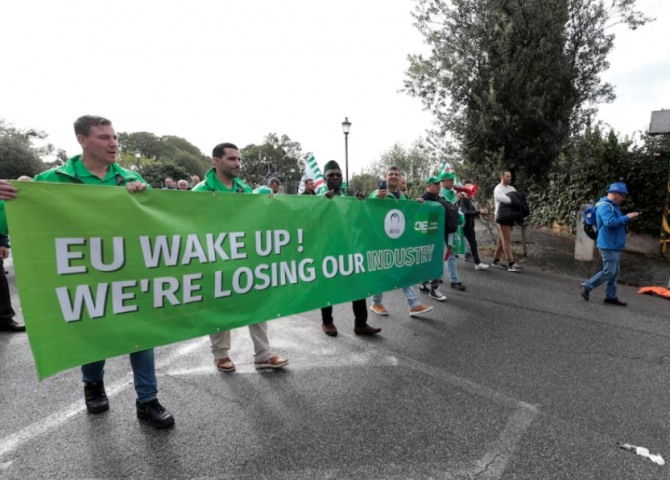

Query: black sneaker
left=491, top=260, right=506, bottom=269
left=419, top=283, right=430, bottom=293
left=580, top=283, right=589, bottom=301
left=450, top=282, right=466, bottom=291
left=84, top=381, right=109, bottom=414
left=136, top=399, right=175, bottom=429
left=604, top=297, right=627, bottom=307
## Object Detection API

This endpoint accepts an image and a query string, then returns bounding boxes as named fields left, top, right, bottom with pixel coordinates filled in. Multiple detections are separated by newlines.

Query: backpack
left=583, top=201, right=612, bottom=240
left=444, top=201, right=459, bottom=234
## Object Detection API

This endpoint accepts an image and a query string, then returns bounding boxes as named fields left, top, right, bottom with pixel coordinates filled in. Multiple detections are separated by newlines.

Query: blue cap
left=607, top=182, right=629, bottom=196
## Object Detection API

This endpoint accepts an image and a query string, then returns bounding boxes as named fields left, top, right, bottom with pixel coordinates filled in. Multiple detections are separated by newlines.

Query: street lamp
left=134, top=150, right=141, bottom=171
left=341, top=117, right=351, bottom=193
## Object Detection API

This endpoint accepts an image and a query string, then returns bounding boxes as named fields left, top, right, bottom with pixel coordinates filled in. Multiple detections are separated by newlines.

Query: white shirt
left=493, top=183, right=516, bottom=217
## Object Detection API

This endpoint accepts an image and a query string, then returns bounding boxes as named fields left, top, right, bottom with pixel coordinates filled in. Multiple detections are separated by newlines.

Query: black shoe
left=84, top=381, right=109, bottom=413
left=580, top=284, right=589, bottom=301
left=0, top=319, right=26, bottom=332
left=136, top=399, right=174, bottom=429
left=491, top=260, right=506, bottom=269
left=353, top=324, right=381, bottom=336
left=604, top=297, right=627, bottom=307
left=450, top=282, right=466, bottom=292
left=419, top=283, right=430, bottom=293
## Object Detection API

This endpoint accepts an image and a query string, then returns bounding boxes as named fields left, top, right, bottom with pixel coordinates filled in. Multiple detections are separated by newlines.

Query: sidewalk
left=474, top=220, right=670, bottom=288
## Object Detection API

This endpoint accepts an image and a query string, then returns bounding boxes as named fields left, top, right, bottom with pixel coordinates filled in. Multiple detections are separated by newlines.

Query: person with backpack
left=580, top=182, right=640, bottom=306
left=438, top=171, right=467, bottom=291
left=418, top=176, right=451, bottom=301
left=492, top=170, right=522, bottom=272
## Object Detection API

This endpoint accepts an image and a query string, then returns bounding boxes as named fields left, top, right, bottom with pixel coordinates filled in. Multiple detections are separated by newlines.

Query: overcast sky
left=1, top=0, right=668, bottom=176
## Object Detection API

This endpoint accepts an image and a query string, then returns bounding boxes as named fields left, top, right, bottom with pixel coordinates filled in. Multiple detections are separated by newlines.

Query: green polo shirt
left=33, top=155, right=147, bottom=186
left=0, top=201, right=7, bottom=235
left=192, top=168, right=252, bottom=193
left=368, top=189, right=407, bottom=200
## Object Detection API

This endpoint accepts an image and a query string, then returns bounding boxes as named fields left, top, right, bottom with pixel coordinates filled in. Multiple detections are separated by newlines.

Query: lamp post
left=134, top=150, right=141, bottom=171
left=341, top=117, right=351, bottom=193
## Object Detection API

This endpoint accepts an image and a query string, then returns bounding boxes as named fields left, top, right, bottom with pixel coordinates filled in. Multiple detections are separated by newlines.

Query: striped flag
left=298, top=153, right=327, bottom=194
left=438, top=162, right=453, bottom=177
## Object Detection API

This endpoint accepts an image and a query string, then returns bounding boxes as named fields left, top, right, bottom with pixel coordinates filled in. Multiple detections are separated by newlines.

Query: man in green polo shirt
left=193, top=142, right=288, bottom=373
left=32, top=115, right=174, bottom=429
left=367, top=166, right=433, bottom=318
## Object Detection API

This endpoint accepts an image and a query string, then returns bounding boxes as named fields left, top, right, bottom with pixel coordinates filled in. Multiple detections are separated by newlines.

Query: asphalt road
left=2, top=254, right=670, bottom=479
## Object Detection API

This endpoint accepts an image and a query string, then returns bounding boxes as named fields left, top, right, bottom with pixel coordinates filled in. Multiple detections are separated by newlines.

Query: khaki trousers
left=493, top=224, right=515, bottom=264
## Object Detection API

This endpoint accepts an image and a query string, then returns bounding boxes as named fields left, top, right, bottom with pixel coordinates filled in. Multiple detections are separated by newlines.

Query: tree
left=240, top=133, right=306, bottom=192
left=0, top=121, right=47, bottom=178
left=404, top=0, right=653, bottom=185
left=118, top=131, right=210, bottom=177
left=348, top=173, right=379, bottom=197
left=139, top=162, right=191, bottom=188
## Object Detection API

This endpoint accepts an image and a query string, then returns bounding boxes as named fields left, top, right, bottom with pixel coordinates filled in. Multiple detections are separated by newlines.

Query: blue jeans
left=446, top=251, right=460, bottom=284
left=373, top=287, right=419, bottom=308
left=81, top=349, right=158, bottom=404
left=584, top=249, right=621, bottom=299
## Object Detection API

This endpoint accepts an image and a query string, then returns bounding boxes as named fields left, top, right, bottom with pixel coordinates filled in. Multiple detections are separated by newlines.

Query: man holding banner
left=193, top=143, right=289, bottom=372
left=319, top=160, right=381, bottom=336
left=367, top=166, right=433, bottom=318
left=13, top=115, right=175, bottom=429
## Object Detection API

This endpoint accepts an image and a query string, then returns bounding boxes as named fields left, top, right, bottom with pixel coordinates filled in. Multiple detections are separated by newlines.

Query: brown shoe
left=322, top=323, right=338, bottom=337
left=215, top=357, right=236, bottom=373
left=255, top=355, right=289, bottom=369
left=409, top=304, right=434, bottom=317
left=370, top=304, right=389, bottom=316
left=354, top=324, right=381, bottom=336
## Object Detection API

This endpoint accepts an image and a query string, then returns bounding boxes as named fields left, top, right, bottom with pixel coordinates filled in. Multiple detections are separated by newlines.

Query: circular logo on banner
left=384, top=209, right=405, bottom=239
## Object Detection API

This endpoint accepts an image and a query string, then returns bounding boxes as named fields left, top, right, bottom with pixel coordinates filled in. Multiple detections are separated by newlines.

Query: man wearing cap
left=581, top=182, right=639, bottom=306
left=318, top=160, right=382, bottom=336
left=439, top=171, right=467, bottom=291
left=418, top=176, right=450, bottom=301
left=368, top=166, right=434, bottom=317
left=193, top=143, right=289, bottom=371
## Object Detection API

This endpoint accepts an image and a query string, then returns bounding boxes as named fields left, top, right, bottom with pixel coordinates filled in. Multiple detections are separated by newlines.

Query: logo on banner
left=384, top=209, right=405, bottom=239
left=414, top=213, right=439, bottom=235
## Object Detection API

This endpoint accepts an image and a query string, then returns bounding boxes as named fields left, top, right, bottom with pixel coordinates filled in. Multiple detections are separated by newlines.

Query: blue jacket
left=595, top=196, right=629, bottom=251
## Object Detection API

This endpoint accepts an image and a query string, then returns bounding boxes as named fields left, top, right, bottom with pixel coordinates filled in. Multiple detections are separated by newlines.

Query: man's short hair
left=268, top=177, right=280, bottom=185
left=212, top=143, right=239, bottom=158
left=387, top=166, right=401, bottom=174
left=165, top=177, right=174, bottom=182
left=74, top=116, right=112, bottom=137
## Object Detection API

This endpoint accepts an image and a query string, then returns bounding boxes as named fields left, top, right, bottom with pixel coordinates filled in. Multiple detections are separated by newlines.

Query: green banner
left=6, top=182, right=444, bottom=379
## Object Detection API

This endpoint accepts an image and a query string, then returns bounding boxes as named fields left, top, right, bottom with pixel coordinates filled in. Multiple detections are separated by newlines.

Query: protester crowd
left=0, top=115, right=639, bottom=430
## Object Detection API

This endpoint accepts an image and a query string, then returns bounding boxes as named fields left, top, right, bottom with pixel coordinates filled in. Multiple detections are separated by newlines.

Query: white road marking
left=0, top=337, right=208, bottom=459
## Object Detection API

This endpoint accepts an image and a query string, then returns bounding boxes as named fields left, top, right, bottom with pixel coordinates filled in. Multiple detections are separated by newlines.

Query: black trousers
left=462, top=225, right=481, bottom=264
left=321, top=299, right=368, bottom=327
left=0, top=259, right=15, bottom=322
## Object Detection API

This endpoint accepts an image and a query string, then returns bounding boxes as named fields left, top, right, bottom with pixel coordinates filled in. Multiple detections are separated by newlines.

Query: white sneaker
left=475, top=263, right=490, bottom=270
left=429, top=288, right=447, bottom=302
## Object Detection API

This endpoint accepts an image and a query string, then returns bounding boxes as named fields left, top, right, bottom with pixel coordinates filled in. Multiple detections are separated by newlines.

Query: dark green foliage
left=404, top=0, right=653, bottom=189
left=118, top=132, right=209, bottom=177
left=139, top=162, right=191, bottom=188
left=0, top=121, right=48, bottom=178
left=527, top=129, right=668, bottom=235
left=240, top=133, right=305, bottom=193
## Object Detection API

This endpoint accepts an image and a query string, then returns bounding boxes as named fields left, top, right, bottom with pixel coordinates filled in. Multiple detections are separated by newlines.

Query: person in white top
left=492, top=170, right=520, bottom=272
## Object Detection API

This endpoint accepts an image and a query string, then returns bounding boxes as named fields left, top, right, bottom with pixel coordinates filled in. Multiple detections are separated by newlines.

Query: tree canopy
left=240, top=133, right=306, bottom=192
left=404, top=0, right=653, bottom=184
